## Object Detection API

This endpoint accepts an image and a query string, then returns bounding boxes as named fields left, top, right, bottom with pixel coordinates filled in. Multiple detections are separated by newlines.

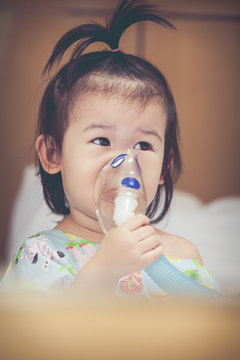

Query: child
left=1, top=0, right=220, bottom=297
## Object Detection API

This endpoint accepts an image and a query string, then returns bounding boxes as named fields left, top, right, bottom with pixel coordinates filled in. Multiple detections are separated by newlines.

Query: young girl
left=2, top=0, right=220, bottom=297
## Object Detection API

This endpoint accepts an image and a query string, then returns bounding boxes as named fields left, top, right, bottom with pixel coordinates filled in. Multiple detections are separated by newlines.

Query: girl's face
left=59, top=93, right=167, bottom=230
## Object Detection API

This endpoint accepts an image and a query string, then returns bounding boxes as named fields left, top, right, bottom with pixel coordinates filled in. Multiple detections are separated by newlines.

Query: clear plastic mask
left=94, top=149, right=147, bottom=233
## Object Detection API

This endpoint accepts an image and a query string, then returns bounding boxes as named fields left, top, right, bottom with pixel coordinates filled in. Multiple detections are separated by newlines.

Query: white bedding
left=6, top=165, right=240, bottom=295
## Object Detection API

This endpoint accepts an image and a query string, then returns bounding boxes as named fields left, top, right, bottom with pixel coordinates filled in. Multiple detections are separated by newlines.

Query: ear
left=35, top=135, right=61, bottom=174
left=159, top=174, right=164, bottom=185
left=159, top=152, right=174, bottom=185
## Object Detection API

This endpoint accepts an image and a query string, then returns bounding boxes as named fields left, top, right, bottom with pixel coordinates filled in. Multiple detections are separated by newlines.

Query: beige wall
left=146, top=12, right=240, bottom=201
left=0, top=0, right=239, bottom=262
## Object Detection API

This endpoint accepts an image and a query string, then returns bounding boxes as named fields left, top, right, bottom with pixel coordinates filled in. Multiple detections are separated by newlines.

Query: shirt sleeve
left=1, top=235, right=77, bottom=292
left=167, top=257, right=221, bottom=292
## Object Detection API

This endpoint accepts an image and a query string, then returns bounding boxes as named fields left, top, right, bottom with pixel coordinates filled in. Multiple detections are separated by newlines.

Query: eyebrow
left=138, top=128, right=163, bottom=143
left=83, top=123, right=163, bottom=143
left=83, top=123, right=112, bottom=132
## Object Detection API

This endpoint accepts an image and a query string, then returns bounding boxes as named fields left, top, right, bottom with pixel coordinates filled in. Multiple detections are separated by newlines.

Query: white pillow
left=7, top=165, right=63, bottom=259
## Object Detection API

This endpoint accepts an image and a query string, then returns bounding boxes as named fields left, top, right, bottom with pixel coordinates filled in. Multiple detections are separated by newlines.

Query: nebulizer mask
left=95, top=149, right=147, bottom=233
left=94, top=150, right=221, bottom=298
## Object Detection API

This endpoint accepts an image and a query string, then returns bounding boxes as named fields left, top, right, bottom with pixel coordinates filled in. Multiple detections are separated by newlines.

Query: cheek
left=143, top=170, right=162, bottom=206
left=139, top=153, right=164, bottom=206
left=60, top=146, right=111, bottom=208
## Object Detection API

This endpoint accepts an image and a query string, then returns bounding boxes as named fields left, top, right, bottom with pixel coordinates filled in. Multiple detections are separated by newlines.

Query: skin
left=36, top=92, right=202, bottom=293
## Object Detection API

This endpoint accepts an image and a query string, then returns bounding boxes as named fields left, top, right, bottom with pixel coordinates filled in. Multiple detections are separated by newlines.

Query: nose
left=110, top=149, right=139, bottom=169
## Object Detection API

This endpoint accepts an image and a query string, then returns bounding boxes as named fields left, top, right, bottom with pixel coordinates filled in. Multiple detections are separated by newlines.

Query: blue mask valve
left=121, top=177, right=140, bottom=189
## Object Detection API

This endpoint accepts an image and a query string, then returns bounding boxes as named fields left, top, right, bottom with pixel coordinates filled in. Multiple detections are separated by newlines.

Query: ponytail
left=44, top=0, right=175, bottom=73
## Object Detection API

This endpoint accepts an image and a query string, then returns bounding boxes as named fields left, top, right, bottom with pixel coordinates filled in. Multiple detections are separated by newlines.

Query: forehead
left=70, top=74, right=166, bottom=114
left=71, top=90, right=166, bottom=118
left=66, top=74, right=168, bottom=136
left=69, top=92, right=167, bottom=139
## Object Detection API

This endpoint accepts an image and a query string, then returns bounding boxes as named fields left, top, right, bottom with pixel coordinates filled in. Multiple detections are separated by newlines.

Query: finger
left=121, top=213, right=150, bottom=231
left=134, top=225, right=156, bottom=241
left=140, top=234, right=162, bottom=254
left=141, top=243, right=163, bottom=267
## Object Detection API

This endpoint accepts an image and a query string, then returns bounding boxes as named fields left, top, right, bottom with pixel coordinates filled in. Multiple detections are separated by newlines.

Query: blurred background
left=0, top=0, right=239, bottom=265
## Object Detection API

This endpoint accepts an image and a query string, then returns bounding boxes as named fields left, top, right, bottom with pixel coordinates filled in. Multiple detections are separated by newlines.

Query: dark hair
left=36, top=0, right=182, bottom=223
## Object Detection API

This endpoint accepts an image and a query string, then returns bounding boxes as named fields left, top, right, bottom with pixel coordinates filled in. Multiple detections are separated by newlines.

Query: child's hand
left=93, top=213, right=163, bottom=281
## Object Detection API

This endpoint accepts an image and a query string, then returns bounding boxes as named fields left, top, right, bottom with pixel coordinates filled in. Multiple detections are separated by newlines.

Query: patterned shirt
left=1, top=229, right=220, bottom=297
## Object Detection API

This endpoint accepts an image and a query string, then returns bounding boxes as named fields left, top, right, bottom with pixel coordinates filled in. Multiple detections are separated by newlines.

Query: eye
left=134, top=141, right=152, bottom=151
left=92, top=137, right=111, bottom=147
